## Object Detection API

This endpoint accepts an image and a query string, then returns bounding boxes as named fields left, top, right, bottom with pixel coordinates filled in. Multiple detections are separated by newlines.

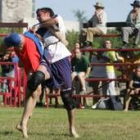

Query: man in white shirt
left=122, top=0, right=140, bottom=48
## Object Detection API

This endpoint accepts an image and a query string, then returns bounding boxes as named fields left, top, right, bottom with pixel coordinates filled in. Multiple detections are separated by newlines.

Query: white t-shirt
left=43, top=15, right=71, bottom=63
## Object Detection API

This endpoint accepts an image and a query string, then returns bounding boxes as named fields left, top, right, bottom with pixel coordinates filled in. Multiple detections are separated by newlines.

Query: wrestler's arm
left=40, top=17, right=69, bottom=46
left=40, top=17, right=58, bottom=28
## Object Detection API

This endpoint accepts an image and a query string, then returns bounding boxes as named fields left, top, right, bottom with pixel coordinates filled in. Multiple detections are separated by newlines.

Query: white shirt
left=43, top=15, right=71, bottom=63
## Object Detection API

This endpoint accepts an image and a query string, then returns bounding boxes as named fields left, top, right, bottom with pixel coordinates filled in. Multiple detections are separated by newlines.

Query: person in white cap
left=81, top=2, right=107, bottom=47
left=122, top=0, right=140, bottom=48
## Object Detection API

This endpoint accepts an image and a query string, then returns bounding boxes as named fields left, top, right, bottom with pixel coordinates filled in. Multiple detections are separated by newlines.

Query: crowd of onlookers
left=0, top=50, right=19, bottom=105
left=75, top=0, right=140, bottom=110
left=1, top=38, right=140, bottom=110
left=70, top=40, right=140, bottom=110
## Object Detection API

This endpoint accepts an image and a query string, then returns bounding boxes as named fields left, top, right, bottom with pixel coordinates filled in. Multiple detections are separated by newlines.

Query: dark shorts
left=40, top=57, right=72, bottom=90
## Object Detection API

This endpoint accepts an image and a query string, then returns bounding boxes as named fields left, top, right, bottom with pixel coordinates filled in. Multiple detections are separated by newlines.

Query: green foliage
left=73, top=9, right=87, bottom=23
left=66, top=29, right=123, bottom=50
left=66, top=30, right=80, bottom=50
left=73, top=9, right=87, bottom=30
left=0, top=28, right=23, bottom=34
left=93, top=29, right=123, bottom=48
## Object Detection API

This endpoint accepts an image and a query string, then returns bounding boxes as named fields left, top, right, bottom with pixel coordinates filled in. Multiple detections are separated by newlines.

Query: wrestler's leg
left=16, top=84, right=42, bottom=138
left=67, top=109, right=79, bottom=138
left=17, top=65, right=50, bottom=138
left=61, top=90, right=79, bottom=138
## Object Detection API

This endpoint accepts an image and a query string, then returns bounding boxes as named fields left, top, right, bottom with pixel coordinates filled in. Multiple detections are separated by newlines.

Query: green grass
left=0, top=107, right=140, bottom=140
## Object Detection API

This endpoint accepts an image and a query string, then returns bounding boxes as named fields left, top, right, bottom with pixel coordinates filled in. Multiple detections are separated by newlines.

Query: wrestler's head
left=36, top=7, right=54, bottom=22
left=4, top=33, right=22, bottom=48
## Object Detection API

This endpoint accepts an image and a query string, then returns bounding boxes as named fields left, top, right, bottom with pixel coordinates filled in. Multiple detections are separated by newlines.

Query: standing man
left=90, top=51, right=108, bottom=108
left=81, top=2, right=107, bottom=46
left=4, top=7, right=79, bottom=138
left=122, top=0, right=140, bottom=48
left=104, top=40, right=117, bottom=96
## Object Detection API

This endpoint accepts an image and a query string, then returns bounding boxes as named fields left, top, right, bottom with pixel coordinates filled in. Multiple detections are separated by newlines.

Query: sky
left=35, top=0, right=133, bottom=22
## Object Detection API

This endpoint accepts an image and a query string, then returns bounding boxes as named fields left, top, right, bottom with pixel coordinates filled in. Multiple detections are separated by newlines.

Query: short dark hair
left=36, top=7, right=54, bottom=17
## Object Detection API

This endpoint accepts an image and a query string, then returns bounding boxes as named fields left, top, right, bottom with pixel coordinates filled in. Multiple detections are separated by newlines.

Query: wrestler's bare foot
left=124, top=108, right=128, bottom=112
left=70, top=127, right=79, bottom=138
left=16, top=123, right=28, bottom=138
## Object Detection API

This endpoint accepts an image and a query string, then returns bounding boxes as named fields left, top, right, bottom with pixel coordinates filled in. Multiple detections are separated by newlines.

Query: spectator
left=81, top=2, right=107, bottom=47
left=90, top=51, right=108, bottom=108
left=74, top=42, right=81, bottom=49
left=104, top=40, right=118, bottom=96
left=8, top=50, right=19, bottom=86
left=71, top=48, right=90, bottom=108
left=124, top=65, right=140, bottom=111
left=122, top=0, right=140, bottom=48
left=118, top=50, right=140, bottom=79
left=0, top=51, right=19, bottom=105
left=71, top=42, right=81, bottom=59
left=90, top=51, right=108, bottom=109
left=1, top=52, right=11, bottom=93
left=71, top=48, right=91, bottom=94
left=1, top=51, right=19, bottom=92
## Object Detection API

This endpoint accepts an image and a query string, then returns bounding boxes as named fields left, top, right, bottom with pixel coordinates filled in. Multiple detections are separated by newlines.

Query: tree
left=73, top=9, right=87, bottom=30
left=66, top=30, right=79, bottom=50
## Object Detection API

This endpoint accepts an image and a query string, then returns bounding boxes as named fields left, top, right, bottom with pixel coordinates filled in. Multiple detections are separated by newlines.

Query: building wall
left=0, top=0, right=33, bottom=22
left=0, top=0, right=79, bottom=32
left=64, top=20, right=80, bottom=32
left=0, top=0, right=2, bottom=21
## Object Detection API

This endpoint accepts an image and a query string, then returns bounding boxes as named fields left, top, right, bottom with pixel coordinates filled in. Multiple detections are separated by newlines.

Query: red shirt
left=15, top=37, right=40, bottom=74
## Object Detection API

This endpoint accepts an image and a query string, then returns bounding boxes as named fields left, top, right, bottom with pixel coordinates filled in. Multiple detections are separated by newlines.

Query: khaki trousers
left=83, top=27, right=103, bottom=42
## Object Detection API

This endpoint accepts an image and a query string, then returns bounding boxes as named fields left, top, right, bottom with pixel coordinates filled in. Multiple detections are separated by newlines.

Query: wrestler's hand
left=29, top=25, right=39, bottom=33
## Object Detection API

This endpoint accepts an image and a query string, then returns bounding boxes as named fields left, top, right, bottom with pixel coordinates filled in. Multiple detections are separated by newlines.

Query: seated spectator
left=124, top=65, right=140, bottom=111
left=122, top=0, right=140, bottom=48
left=81, top=2, right=107, bottom=47
left=118, top=50, right=140, bottom=79
left=71, top=48, right=90, bottom=108
left=71, top=48, right=91, bottom=94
